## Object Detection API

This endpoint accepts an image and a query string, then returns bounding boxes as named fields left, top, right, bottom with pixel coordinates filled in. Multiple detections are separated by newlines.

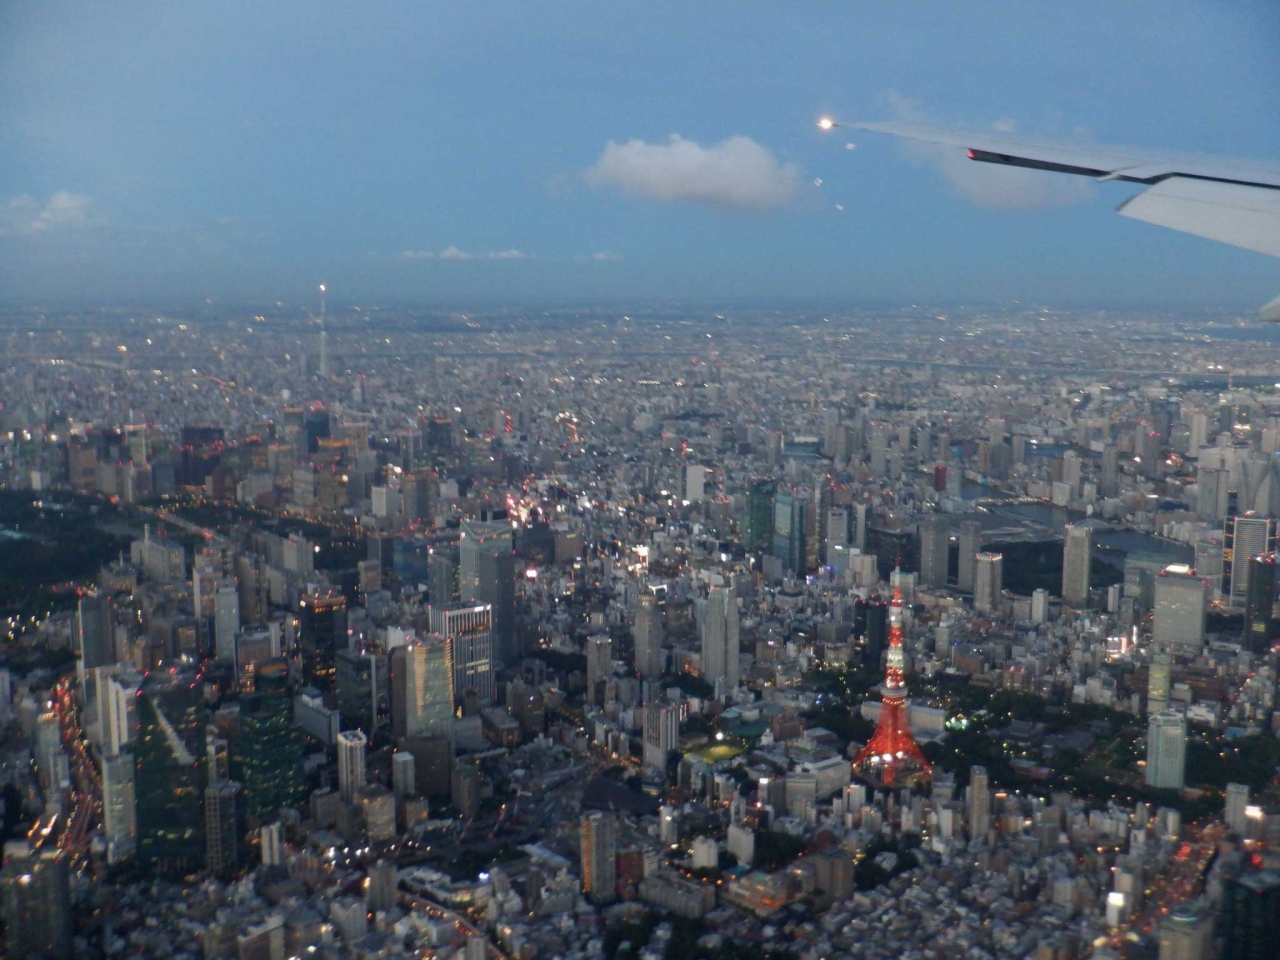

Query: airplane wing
left=851, top=122, right=1280, bottom=318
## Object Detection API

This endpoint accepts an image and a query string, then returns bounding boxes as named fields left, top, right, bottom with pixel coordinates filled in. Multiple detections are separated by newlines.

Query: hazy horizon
left=4, top=1, right=1279, bottom=308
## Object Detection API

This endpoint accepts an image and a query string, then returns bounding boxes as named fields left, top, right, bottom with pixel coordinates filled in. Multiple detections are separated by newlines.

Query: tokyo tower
left=853, top=584, right=931, bottom=786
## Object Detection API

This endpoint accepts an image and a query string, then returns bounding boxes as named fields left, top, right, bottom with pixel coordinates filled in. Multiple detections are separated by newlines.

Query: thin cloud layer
left=884, top=92, right=1093, bottom=211
left=401, top=247, right=533, bottom=261
left=585, top=134, right=800, bottom=209
left=0, top=191, right=97, bottom=236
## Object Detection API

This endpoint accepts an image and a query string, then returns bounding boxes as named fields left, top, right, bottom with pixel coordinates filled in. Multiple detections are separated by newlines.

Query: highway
left=1109, top=821, right=1222, bottom=949
left=53, top=679, right=100, bottom=864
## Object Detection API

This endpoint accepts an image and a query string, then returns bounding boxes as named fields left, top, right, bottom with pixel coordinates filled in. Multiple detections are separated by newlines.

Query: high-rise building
left=367, top=859, right=399, bottom=914
left=684, top=464, right=707, bottom=502
left=1226, top=515, right=1274, bottom=608
left=0, top=850, right=72, bottom=959
left=824, top=505, right=851, bottom=566
left=586, top=635, right=613, bottom=705
left=580, top=811, right=617, bottom=902
left=76, top=592, right=112, bottom=687
left=1153, top=566, right=1208, bottom=653
left=1243, top=554, right=1277, bottom=653
left=1100, top=446, right=1119, bottom=497
left=1148, top=653, right=1172, bottom=715
left=1226, top=782, right=1251, bottom=834
left=1158, top=901, right=1213, bottom=960
left=205, top=778, right=243, bottom=876
left=336, top=649, right=376, bottom=741
left=398, top=734, right=453, bottom=799
left=390, top=636, right=455, bottom=741
left=701, top=586, right=739, bottom=699
left=858, top=596, right=888, bottom=669
left=136, top=682, right=205, bottom=875
left=337, top=729, right=368, bottom=804
left=260, top=821, right=284, bottom=867
left=1222, top=871, right=1280, bottom=960
left=1146, top=710, right=1187, bottom=790
left=458, top=520, right=515, bottom=664
left=956, top=520, right=981, bottom=592
left=968, top=765, right=989, bottom=839
left=633, top=592, right=664, bottom=678
left=452, top=761, right=480, bottom=818
left=1198, top=467, right=1226, bottom=522
left=429, top=544, right=458, bottom=606
left=215, top=583, right=240, bottom=665
left=392, top=750, right=416, bottom=800
left=102, top=751, right=137, bottom=864
left=298, top=592, right=348, bottom=692
left=236, top=660, right=308, bottom=826
left=98, top=667, right=142, bottom=758
left=973, top=552, right=1003, bottom=614
left=1031, top=588, right=1050, bottom=624
left=360, top=784, right=396, bottom=842
left=429, top=603, right=494, bottom=706
left=1062, top=524, right=1092, bottom=607
left=771, top=489, right=807, bottom=576
left=743, top=478, right=776, bottom=552
left=643, top=702, right=680, bottom=771
left=918, top=517, right=949, bottom=590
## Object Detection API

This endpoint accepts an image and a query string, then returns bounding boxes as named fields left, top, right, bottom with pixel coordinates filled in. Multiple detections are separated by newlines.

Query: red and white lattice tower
left=853, top=584, right=931, bottom=786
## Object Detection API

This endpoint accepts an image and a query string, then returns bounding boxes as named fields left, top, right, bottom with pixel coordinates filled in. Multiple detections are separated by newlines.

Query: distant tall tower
left=701, top=586, right=739, bottom=699
left=318, top=284, right=330, bottom=378
left=742, top=477, right=776, bottom=552
left=580, top=811, right=617, bottom=903
left=633, top=592, right=664, bottom=678
left=1147, top=652, right=1172, bottom=715
left=1146, top=710, right=1187, bottom=790
left=458, top=520, right=516, bottom=663
left=967, top=765, right=990, bottom=839
left=956, top=520, right=982, bottom=593
left=585, top=635, right=613, bottom=705
left=642, top=702, right=680, bottom=771
left=918, top=516, right=949, bottom=590
left=973, top=552, right=1003, bottom=614
left=429, top=602, right=494, bottom=706
left=1243, top=554, right=1277, bottom=653
left=215, top=583, right=240, bottom=665
left=1226, top=516, right=1274, bottom=608
left=205, top=779, right=242, bottom=876
left=852, top=586, right=930, bottom=786
left=390, top=636, right=455, bottom=741
left=1062, top=524, right=1092, bottom=607
left=337, top=730, right=367, bottom=804
left=1153, top=566, right=1208, bottom=653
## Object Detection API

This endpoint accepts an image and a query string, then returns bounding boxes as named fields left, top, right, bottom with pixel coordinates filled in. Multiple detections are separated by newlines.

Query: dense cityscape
left=0, top=304, right=1277, bottom=959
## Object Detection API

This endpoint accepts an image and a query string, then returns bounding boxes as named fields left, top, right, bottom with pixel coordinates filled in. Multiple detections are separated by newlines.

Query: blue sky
left=2, top=1, right=1278, bottom=308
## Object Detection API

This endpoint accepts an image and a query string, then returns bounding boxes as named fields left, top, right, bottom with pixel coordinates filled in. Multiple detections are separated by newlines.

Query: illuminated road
left=1109, top=821, right=1222, bottom=949
left=53, top=680, right=100, bottom=864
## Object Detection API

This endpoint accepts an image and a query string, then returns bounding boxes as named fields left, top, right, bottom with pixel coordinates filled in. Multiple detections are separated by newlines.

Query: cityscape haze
left=3, top=4, right=1280, bottom=960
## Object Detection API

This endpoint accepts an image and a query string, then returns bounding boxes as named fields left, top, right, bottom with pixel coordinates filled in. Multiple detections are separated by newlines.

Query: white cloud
left=400, top=246, right=533, bottom=261
left=0, top=191, right=98, bottom=236
left=591, top=251, right=622, bottom=262
left=585, top=134, right=800, bottom=209
left=884, top=92, right=1092, bottom=211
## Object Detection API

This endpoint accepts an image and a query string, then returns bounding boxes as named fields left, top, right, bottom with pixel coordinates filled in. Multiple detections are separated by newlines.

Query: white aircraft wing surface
left=852, top=121, right=1280, bottom=315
